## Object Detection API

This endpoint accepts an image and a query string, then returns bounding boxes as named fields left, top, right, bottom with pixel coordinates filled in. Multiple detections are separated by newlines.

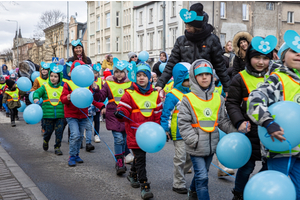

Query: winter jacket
left=156, top=26, right=230, bottom=92
left=2, top=88, right=26, bottom=109
left=222, top=52, right=235, bottom=79
left=232, top=55, right=247, bottom=78
left=117, top=83, right=162, bottom=149
left=33, top=70, right=64, bottom=119
left=98, top=75, right=131, bottom=132
left=152, top=51, right=169, bottom=77
left=247, top=63, right=300, bottom=159
left=67, top=56, right=92, bottom=64
left=30, top=65, right=49, bottom=91
left=2, top=65, right=9, bottom=76
left=226, top=66, right=267, bottom=161
left=161, top=64, right=190, bottom=140
left=62, top=64, right=71, bottom=85
left=102, top=59, right=113, bottom=70
left=178, top=61, right=236, bottom=157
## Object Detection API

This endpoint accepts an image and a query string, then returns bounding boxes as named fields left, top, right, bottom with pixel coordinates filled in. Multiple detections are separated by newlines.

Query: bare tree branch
left=1, top=48, right=14, bottom=62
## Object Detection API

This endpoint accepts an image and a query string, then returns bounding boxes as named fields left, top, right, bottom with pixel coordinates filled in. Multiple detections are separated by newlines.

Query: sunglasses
left=131, top=55, right=137, bottom=59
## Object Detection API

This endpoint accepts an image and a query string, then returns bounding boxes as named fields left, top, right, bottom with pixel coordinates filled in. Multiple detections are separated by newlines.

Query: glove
left=114, top=110, right=124, bottom=119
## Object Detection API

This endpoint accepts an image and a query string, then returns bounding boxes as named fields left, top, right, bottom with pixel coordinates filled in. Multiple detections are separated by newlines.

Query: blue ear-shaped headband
left=180, top=9, right=203, bottom=23
left=40, top=62, right=50, bottom=69
left=50, top=65, right=64, bottom=73
left=113, top=58, right=128, bottom=71
left=283, top=30, right=300, bottom=53
left=251, top=35, right=278, bottom=54
left=71, top=39, right=83, bottom=47
left=93, top=63, right=102, bottom=72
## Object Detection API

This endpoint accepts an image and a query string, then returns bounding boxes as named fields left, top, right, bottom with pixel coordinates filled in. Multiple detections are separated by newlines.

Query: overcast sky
left=0, top=1, right=87, bottom=52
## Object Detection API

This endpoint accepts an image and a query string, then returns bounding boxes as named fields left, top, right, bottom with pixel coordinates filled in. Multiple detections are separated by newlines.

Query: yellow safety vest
left=36, top=77, right=48, bottom=87
left=239, top=70, right=264, bottom=101
left=5, top=89, right=19, bottom=102
left=127, top=89, right=159, bottom=117
left=43, top=84, right=63, bottom=106
left=184, top=92, right=221, bottom=132
left=95, top=78, right=102, bottom=90
left=66, top=80, right=89, bottom=91
left=107, top=81, right=131, bottom=105
left=62, top=78, right=69, bottom=83
left=214, top=85, right=223, bottom=95
left=0, top=83, right=6, bottom=90
left=164, top=81, right=174, bottom=94
left=169, top=89, right=184, bottom=139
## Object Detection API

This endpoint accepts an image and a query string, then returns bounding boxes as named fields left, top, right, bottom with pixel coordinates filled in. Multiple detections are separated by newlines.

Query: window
left=220, top=33, right=226, bottom=47
left=171, top=28, right=177, bottom=45
left=79, top=30, right=82, bottom=39
left=266, top=3, right=274, bottom=11
left=70, top=30, right=74, bottom=40
left=124, top=10, right=127, bottom=25
left=116, top=12, right=120, bottom=27
left=97, top=16, right=100, bottom=31
left=160, top=5, right=163, bottom=20
left=116, top=37, right=119, bottom=52
left=171, top=1, right=176, bottom=17
left=106, top=37, right=110, bottom=52
left=128, top=9, right=131, bottom=24
left=124, top=36, right=127, bottom=52
left=139, top=34, right=144, bottom=51
left=220, top=2, right=226, bottom=18
left=149, top=8, right=153, bottom=23
left=139, top=11, right=143, bottom=25
left=242, top=4, right=249, bottom=20
left=97, top=1, right=100, bottom=7
left=149, top=32, right=154, bottom=50
left=288, top=11, right=294, bottom=23
left=97, top=40, right=100, bottom=54
left=106, top=12, right=110, bottom=28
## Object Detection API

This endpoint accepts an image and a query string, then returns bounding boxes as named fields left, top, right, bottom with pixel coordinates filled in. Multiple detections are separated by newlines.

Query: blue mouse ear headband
left=283, top=30, right=300, bottom=54
left=113, top=58, right=128, bottom=71
left=251, top=35, right=278, bottom=54
left=40, top=61, right=50, bottom=69
left=180, top=8, right=203, bottom=23
left=71, top=39, right=83, bottom=47
left=93, top=63, right=102, bottom=72
left=50, top=64, right=64, bottom=73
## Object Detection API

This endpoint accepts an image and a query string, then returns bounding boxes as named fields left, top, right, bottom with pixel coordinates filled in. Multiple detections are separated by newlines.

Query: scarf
left=137, top=82, right=151, bottom=94
left=184, top=24, right=214, bottom=43
left=77, top=54, right=83, bottom=61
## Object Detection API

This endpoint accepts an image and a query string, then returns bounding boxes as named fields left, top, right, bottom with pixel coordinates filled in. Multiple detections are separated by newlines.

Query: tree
left=2, top=48, right=13, bottom=62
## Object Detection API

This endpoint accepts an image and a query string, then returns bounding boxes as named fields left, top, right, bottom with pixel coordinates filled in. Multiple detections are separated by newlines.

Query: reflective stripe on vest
left=184, top=92, right=221, bottom=132
left=214, top=85, right=223, bottom=95
left=37, top=77, right=48, bottom=87
left=95, top=78, right=102, bottom=90
left=6, top=88, right=19, bottom=102
left=164, top=81, right=174, bottom=94
left=239, top=70, right=264, bottom=101
left=66, top=80, right=89, bottom=91
left=127, top=89, right=159, bottom=117
left=107, top=81, right=131, bottom=105
left=169, top=89, right=184, bottom=139
left=43, top=84, right=63, bottom=106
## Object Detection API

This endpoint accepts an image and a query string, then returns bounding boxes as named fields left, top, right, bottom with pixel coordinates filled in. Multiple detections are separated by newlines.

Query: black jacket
left=156, top=28, right=230, bottom=92
left=226, top=66, right=267, bottom=161
left=152, top=61, right=162, bottom=77
left=232, top=55, right=246, bottom=78
left=67, top=56, right=92, bottom=64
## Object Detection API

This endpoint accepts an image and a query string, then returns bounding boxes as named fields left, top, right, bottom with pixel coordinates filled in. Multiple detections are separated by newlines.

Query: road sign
left=52, top=57, right=59, bottom=62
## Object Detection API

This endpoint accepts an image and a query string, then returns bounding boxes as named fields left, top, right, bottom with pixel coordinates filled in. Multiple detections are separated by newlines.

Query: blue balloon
left=159, top=63, right=166, bottom=73
left=29, top=91, right=43, bottom=104
left=17, top=101, right=26, bottom=112
left=258, top=101, right=300, bottom=151
left=31, top=71, right=40, bottom=82
left=23, top=104, right=43, bottom=124
left=218, top=128, right=226, bottom=140
left=217, top=132, right=252, bottom=169
left=16, top=77, right=32, bottom=92
left=244, top=170, right=296, bottom=200
left=71, top=65, right=94, bottom=87
left=136, top=122, right=166, bottom=153
left=9, top=70, right=14, bottom=75
left=138, top=51, right=149, bottom=62
left=71, top=88, right=93, bottom=108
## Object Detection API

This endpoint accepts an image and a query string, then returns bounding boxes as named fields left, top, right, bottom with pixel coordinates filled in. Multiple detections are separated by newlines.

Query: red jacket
left=117, top=83, right=162, bottom=149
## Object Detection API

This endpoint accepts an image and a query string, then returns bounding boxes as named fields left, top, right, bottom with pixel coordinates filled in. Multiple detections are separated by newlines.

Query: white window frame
left=139, top=34, right=144, bottom=51
left=106, top=12, right=110, bottom=28
left=171, top=27, right=177, bottom=45
left=160, top=5, right=163, bottom=20
left=139, top=11, right=143, bottom=25
left=97, top=16, right=100, bottom=31
left=97, top=40, right=100, bottom=54
left=287, top=11, right=294, bottom=24
left=242, top=4, right=249, bottom=21
left=149, top=32, right=154, bottom=50
left=149, top=8, right=153, bottom=23
left=116, top=37, right=119, bottom=52
left=116, top=11, right=120, bottom=27
left=97, top=1, right=100, bottom=7
left=79, top=30, right=82, bottom=39
left=171, top=1, right=176, bottom=17
left=220, top=2, right=226, bottom=19
left=106, top=37, right=110, bottom=52
left=266, top=3, right=274, bottom=11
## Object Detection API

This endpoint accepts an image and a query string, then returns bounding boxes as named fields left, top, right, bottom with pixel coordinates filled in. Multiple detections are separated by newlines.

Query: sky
left=0, top=1, right=87, bottom=52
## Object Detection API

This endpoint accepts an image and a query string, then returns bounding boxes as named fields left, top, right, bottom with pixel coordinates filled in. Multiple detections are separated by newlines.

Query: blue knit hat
left=137, top=63, right=151, bottom=80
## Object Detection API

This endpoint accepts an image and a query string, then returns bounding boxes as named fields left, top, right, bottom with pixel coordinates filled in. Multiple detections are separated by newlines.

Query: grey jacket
left=178, top=59, right=237, bottom=157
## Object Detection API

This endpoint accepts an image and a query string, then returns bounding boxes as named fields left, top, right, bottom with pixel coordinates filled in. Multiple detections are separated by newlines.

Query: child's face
left=50, top=73, right=59, bottom=85
left=182, top=80, right=190, bottom=87
left=250, top=55, right=270, bottom=72
left=94, top=71, right=99, bottom=78
left=160, top=53, right=166, bottom=62
left=196, top=73, right=212, bottom=89
left=41, top=69, right=48, bottom=76
left=114, top=69, right=126, bottom=81
left=283, top=49, right=300, bottom=70
left=152, top=74, right=158, bottom=82
left=136, top=72, right=149, bottom=88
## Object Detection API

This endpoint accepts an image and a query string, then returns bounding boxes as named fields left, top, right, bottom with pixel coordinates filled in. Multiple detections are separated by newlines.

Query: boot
left=15, top=116, right=19, bottom=121
left=140, top=182, right=153, bottom=199
left=127, top=171, right=140, bottom=188
left=6, top=112, right=9, bottom=118
left=218, top=159, right=235, bottom=177
left=43, top=140, right=49, bottom=151
left=86, top=143, right=95, bottom=152
left=75, top=154, right=84, bottom=163
left=232, top=189, right=243, bottom=200
left=11, top=121, right=16, bottom=127
left=54, top=147, right=63, bottom=155
left=68, top=156, right=76, bottom=167
left=187, top=189, right=198, bottom=200
left=115, top=154, right=126, bottom=175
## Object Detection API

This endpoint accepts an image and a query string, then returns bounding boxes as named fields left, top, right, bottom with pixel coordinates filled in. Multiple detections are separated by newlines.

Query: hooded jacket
left=161, top=63, right=190, bottom=140
left=152, top=51, right=169, bottom=77
left=2, top=65, right=9, bottom=76
left=30, top=65, right=49, bottom=91
left=178, top=60, right=236, bottom=156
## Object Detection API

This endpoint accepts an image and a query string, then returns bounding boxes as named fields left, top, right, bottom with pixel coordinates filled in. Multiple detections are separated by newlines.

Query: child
left=92, top=64, right=102, bottom=143
left=247, top=30, right=300, bottom=199
left=115, top=63, right=162, bottom=199
left=33, top=65, right=65, bottom=155
left=178, top=59, right=240, bottom=200
left=226, top=36, right=275, bottom=199
left=213, top=71, right=226, bottom=98
left=161, top=62, right=193, bottom=194
left=98, top=61, right=132, bottom=175
left=2, top=79, right=25, bottom=127
left=151, top=72, right=157, bottom=88
left=0, top=76, right=6, bottom=111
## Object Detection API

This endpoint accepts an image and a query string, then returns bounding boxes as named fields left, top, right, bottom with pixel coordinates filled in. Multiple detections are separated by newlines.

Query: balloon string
left=79, top=109, right=117, bottom=162
left=117, top=106, right=141, bottom=126
left=211, top=163, right=236, bottom=179
left=239, top=122, right=248, bottom=135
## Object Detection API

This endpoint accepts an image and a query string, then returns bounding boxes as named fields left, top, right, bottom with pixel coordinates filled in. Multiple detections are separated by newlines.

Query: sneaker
left=94, top=135, right=101, bottom=143
left=232, top=189, right=243, bottom=200
left=86, top=143, right=95, bottom=152
left=43, top=140, right=49, bottom=151
left=127, top=172, right=140, bottom=188
left=125, top=153, right=134, bottom=164
left=100, top=115, right=103, bottom=122
left=15, top=116, right=19, bottom=121
left=187, top=189, right=198, bottom=200
left=11, top=121, right=16, bottom=127
left=140, top=182, right=154, bottom=199
left=54, top=147, right=63, bottom=155
left=68, top=156, right=76, bottom=167
left=218, top=168, right=235, bottom=177
left=75, top=154, right=84, bottom=163
left=172, top=187, right=188, bottom=194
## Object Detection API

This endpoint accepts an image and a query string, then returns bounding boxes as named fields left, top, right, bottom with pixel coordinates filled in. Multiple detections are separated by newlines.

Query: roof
left=43, top=22, right=66, bottom=32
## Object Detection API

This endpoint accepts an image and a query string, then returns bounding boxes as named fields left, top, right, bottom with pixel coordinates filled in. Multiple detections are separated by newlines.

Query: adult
left=152, top=51, right=169, bottom=78
left=128, top=52, right=142, bottom=65
left=2, top=64, right=10, bottom=76
left=156, top=3, right=230, bottom=94
left=222, top=41, right=235, bottom=79
left=231, top=32, right=253, bottom=77
left=67, top=39, right=92, bottom=64
left=102, top=54, right=113, bottom=70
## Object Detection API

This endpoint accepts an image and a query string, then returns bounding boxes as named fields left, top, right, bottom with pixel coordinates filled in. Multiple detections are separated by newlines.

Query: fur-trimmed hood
left=232, top=31, right=253, bottom=55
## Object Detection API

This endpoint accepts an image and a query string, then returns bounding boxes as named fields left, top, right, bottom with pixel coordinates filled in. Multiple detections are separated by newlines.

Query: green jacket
left=33, top=70, right=64, bottom=119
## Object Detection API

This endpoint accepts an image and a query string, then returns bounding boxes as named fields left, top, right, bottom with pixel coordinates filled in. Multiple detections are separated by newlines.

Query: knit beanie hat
left=246, top=44, right=273, bottom=64
left=103, top=71, right=112, bottom=80
left=59, top=58, right=65, bottom=65
left=186, top=3, right=208, bottom=29
left=137, top=63, right=151, bottom=80
left=6, top=79, right=15, bottom=90
left=128, top=52, right=137, bottom=60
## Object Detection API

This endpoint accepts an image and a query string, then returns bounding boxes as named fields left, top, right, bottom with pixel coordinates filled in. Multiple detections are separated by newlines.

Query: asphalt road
left=0, top=112, right=262, bottom=200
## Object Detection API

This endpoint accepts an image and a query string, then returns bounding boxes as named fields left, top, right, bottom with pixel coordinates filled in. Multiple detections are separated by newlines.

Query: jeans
left=131, top=149, right=147, bottom=183
left=190, top=154, right=214, bottom=200
left=111, top=131, right=126, bottom=155
left=85, top=116, right=93, bottom=144
left=93, top=112, right=100, bottom=136
left=43, top=118, right=64, bottom=148
left=234, top=159, right=268, bottom=193
left=66, top=117, right=88, bottom=157
left=268, top=157, right=300, bottom=200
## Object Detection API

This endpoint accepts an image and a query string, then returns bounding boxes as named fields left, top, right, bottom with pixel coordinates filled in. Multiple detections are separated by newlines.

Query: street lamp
left=6, top=19, right=19, bottom=68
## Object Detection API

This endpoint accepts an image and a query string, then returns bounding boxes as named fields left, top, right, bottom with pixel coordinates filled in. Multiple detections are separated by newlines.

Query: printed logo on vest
left=144, top=101, right=151, bottom=108
left=53, top=92, right=58, bottom=97
left=13, top=94, right=17, bottom=97
left=256, top=82, right=264, bottom=88
left=43, top=82, right=47, bottom=85
left=294, top=94, right=300, bottom=105
left=118, top=88, right=124, bottom=95
left=204, top=108, right=212, bottom=117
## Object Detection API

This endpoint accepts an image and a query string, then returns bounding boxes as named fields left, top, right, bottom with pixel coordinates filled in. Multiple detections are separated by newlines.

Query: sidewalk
left=0, top=144, right=47, bottom=200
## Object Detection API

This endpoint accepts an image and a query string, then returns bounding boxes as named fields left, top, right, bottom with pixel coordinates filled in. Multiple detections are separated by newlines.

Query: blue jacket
left=2, top=65, right=9, bottom=76
left=161, top=63, right=190, bottom=140
left=62, top=64, right=71, bottom=86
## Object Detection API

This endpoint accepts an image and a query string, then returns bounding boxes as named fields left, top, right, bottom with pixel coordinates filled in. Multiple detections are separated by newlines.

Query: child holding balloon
left=178, top=59, right=239, bottom=200
left=247, top=30, right=300, bottom=199
left=226, top=35, right=275, bottom=199
left=115, top=62, right=162, bottom=200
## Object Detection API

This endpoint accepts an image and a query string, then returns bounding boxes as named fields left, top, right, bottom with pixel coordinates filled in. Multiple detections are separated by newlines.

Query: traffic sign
left=52, top=57, right=59, bottom=62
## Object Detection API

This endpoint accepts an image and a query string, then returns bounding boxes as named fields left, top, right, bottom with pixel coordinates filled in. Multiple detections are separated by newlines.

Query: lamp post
left=6, top=20, right=19, bottom=68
